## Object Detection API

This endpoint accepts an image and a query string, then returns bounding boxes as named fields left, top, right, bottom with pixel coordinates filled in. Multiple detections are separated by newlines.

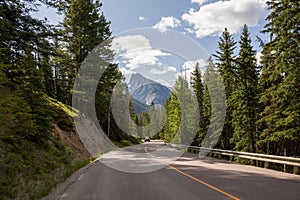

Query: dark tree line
left=1, top=1, right=130, bottom=198
left=0, top=0, right=138, bottom=144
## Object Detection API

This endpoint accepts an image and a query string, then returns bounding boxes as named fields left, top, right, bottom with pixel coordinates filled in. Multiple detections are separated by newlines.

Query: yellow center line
left=144, top=146, right=240, bottom=200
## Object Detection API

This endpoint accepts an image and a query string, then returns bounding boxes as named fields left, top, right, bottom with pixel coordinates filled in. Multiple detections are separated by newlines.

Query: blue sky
left=100, top=0, right=268, bottom=53
left=33, top=0, right=269, bottom=87
left=101, top=0, right=268, bottom=86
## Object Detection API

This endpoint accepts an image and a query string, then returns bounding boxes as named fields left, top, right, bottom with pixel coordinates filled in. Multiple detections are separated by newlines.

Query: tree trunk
left=107, top=102, right=111, bottom=138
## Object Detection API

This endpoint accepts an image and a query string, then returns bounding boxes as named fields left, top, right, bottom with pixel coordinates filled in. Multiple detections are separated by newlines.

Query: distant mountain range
left=128, top=73, right=155, bottom=93
left=128, top=73, right=171, bottom=113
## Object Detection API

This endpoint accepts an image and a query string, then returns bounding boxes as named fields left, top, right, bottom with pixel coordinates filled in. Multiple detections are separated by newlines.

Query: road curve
left=50, top=142, right=300, bottom=200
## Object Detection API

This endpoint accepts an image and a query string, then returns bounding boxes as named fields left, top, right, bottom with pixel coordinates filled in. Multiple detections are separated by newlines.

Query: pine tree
left=258, top=0, right=300, bottom=156
left=128, top=97, right=139, bottom=137
left=191, top=63, right=204, bottom=111
left=162, top=90, right=181, bottom=142
left=190, top=62, right=204, bottom=146
left=0, top=0, right=53, bottom=93
left=59, top=0, right=112, bottom=104
left=213, top=28, right=237, bottom=149
left=0, top=0, right=58, bottom=142
left=0, top=48, right=9, bottom=85
left=201, top=57, right=226, bottom=149
left=58, top=0, right=124, bottom=141
left=231, top=25, right=259, bottom=153
left=200, top=58, right=214, bottom=147
left=201, top=84, right=211, bottom=144
left=38, top=39, right=56, bottom=98
left=171, top=76, right=198, bottom=144
left=51, top=38, right=73, bottom=103
left=95, top=64, right=122, bottom=139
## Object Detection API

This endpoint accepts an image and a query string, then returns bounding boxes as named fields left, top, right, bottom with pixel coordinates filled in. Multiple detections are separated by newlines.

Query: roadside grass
left=0, top=88, right=91, bottom=200
left=0, top=131, right=91, bottom=200
left=112, top=136, right=141, bottom=148
left=0, top=87, right=144, bottom=199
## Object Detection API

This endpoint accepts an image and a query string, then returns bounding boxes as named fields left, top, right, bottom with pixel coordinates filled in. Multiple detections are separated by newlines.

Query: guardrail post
left=284, top=164, right=287, bottom=173
left=293, top=166, right=299, bottom=175
left=264, top=161, right=269, bottom=169
left=229, top=156, right=233, bottom=162
left=218, top=154, right=221, bottom=159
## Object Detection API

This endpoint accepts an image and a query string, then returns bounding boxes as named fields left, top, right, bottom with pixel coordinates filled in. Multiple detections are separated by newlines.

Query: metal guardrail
left=168, top=143, right=300, bottom=175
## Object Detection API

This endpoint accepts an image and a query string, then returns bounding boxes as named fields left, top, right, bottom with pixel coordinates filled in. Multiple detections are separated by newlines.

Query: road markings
left=78, top=174, right=84, bottom=181
left=144, top=146, right=240, bottom=200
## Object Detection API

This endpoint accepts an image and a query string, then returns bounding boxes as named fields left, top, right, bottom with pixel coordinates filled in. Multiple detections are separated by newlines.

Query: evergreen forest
left=0, top=0, right=299, bottom=199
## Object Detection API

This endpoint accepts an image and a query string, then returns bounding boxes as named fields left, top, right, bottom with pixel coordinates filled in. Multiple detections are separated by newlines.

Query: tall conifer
left=213, top=28, right=237, bottom=149
left=258, top=1, right=300, bottom=156
left=231, top=25, right=259, bottom=152
left=190, top=63, right=204, bottom=145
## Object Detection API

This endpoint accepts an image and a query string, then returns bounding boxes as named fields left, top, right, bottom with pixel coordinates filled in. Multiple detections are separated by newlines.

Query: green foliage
left=213, top=28, right=237, bottom=150
left=161, top=91, right=181, bottom=142
left=201, top=84, right=211, bottom=144
left=156, top=4, right=299, bottom=158
left=0, top=0, right=54, bottom=94
left=137, top=111, right=151, bottom=137
left=56, top=0, right=112, bottom=105
left=214, top=28, right=237, bottom=96
left=112, top=137, right=141, bottom=148
left=161, top=76, right=198, bottom=144
left=201, top=58, right=226, bottom=148
left=0, top=87, right=90, bottom=200
left=190, top=62, right=205, bottom=146
left=230, top=25, right=260, bottom=152
left=57, top=0, right=124, bottom=142
left=147, top=105, right=166, bottom=139
left=258, top=0, right=300, bottom=156
left=0, top=87, right=37, bottom=140
left=0, top=0, right=137, bottom=199
left=95, top=65, right=123, bottom=140
left=1, top=0, right=300, bottom=199
left=191, top=62, right=204, bottom=110
left=198, top=58, right=214, bottom=146
left=0, top=48, right=9, bottom=85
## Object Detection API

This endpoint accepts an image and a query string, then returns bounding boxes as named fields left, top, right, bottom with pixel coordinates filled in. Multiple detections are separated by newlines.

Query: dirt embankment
left=53, top=124, right=91, bottom=160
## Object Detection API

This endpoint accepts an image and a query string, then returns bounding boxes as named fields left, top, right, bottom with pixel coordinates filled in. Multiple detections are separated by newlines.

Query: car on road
left=144, top=136, right=150, bottom=142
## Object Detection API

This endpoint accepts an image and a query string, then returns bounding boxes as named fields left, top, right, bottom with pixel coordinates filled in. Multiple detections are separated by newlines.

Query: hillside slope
left=0, top=86, right=91, bottom=200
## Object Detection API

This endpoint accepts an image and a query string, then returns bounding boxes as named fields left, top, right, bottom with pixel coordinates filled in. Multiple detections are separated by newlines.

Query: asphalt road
left=55, top=142, right=300, bottom=200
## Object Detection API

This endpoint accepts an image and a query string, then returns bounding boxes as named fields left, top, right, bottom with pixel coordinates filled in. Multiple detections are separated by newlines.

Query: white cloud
left=184, top=28, right=195, bottom=34
left=153, top=16, right=181, bottom=32
left=150, top=66, right=177, bottom=75
left=124, top=49, right=170, bottom=69
left=182, top=59, right=206, bottom=71
left=192, top=0, right=208, bottom=5
left=120, top=67, right=136, bottom=76
left=182, top=0, right=267, bottom=38
left=255, top=51, right=262, bottom=66
left=111, top=35, right=151, bottom=52
left=156, top=79, right=173, bottom=88
left=139, top=16, right=148, bottom=21
left=180, top=59, right=207, bottom=83
left=111, top=35, right=171, bottom=70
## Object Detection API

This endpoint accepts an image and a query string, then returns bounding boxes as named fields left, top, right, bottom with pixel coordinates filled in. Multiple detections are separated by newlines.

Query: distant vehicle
left=144, top=136, right=150, bottom=142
